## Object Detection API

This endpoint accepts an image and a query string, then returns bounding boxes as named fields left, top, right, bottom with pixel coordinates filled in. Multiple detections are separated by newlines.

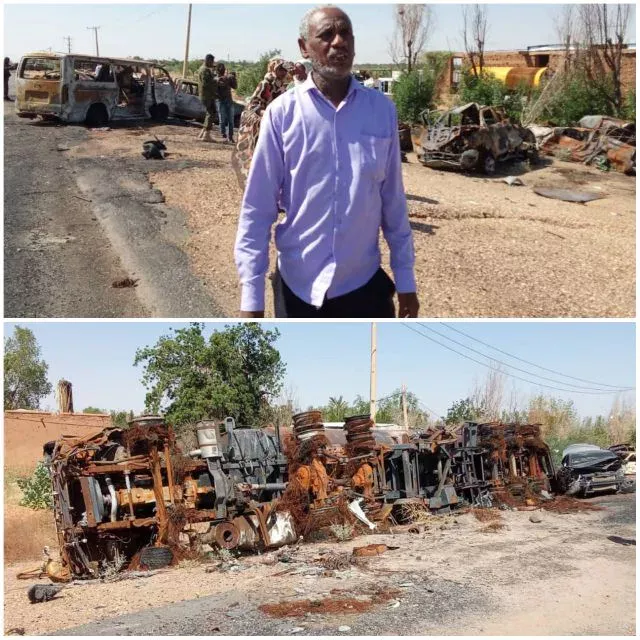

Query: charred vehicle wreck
left=44, top=416, right=294, bottom=580
left=44, top=413, right=609, bottom=580
left=556, top=444, right=635, bottom=498
left=418, top=103, right=538, bottom=175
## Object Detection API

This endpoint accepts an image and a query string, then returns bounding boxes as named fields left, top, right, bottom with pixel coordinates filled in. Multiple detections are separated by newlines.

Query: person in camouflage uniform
left=197, top=54, right=218, bottom=142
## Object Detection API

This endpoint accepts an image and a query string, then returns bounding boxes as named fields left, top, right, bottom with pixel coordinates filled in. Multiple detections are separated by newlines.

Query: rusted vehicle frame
left=15, top=52, right=176, bottom=126
left=419, top=102, right=537, bottom=174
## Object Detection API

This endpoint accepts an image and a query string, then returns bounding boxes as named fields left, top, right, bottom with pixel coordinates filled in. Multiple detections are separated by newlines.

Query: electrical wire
left=417, top=323, right=634, bottom=393
left=403, top=323, right=633, bottom=396
left=440, top=322, right=632, bottom=390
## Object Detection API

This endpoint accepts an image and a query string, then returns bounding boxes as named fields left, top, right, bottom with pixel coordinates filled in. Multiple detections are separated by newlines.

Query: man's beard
left=311, top=59, right=353, bottom=80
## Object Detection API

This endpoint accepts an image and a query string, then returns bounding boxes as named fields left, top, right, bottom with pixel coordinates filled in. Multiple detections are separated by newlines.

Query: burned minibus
left=15, top=52, right=176, bottom=126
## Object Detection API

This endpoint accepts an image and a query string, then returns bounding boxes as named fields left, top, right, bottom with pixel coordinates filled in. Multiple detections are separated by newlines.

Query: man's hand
left=240, top=310, right=265, bottom=318
left=397, top=292, right=419, bottom=318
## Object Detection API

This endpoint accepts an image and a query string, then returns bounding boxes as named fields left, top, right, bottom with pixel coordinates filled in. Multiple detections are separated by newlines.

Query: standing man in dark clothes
left=4, top=57, right=13, bottom=101
left=197, top=54, right=218, bottom=142
left=216, top=62, right=237, bottom=143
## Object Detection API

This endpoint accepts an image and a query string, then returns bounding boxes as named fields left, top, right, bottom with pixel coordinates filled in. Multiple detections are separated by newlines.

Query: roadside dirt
left=67, top=121, right=635, bottom=318
left=4, top=494, right=635, bottom=636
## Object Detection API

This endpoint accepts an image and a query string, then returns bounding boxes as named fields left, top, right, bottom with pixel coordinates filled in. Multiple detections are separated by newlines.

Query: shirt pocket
left=359, top=134, right=391, bottom=182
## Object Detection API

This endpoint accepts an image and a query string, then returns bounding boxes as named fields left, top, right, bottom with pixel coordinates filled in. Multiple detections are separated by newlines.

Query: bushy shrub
left=392, top=71, right=438, bottom=124
left=538, top=71, right=614, bottom=126
left=459, top=70, right=507, bottom=108
left=623, top=89, right=635, bottom=121
left=17, top=462, right=53, bottom=510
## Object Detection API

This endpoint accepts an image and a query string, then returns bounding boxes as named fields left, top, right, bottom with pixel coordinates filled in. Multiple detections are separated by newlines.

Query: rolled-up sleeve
left=380, top=104, right=416, bottom=294
left=234, top=105, right=284, bottom=312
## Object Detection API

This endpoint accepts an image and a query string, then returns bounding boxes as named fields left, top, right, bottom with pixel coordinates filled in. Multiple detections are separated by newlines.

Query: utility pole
left=370, top=322, right=377, bottom=423
left=401, top=383, right=408, bottom=428
left=63, top=36, right=72, bottom=53
left=182, top=4, right=192, bottom=78
left=87, top=26, right=100, bottom=56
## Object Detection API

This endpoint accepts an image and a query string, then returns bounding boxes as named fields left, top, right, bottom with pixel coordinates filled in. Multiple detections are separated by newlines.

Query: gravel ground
left=5, top=494, right=635, bottom=636
left=65, top=121, right=635, bottom=318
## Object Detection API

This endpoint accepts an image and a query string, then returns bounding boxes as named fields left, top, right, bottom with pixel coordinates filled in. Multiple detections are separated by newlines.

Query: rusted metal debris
left=532, top=116, right=635, bottom=175
left=417, top=103, right=538, bottom=175
left=39, top=413, right=606, bottom=581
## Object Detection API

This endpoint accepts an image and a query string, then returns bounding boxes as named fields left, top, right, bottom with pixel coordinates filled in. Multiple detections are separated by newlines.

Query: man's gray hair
left=299, top=5, right=337, bottom=40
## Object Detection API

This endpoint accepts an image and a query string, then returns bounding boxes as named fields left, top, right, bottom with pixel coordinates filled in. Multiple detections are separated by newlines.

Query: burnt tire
left=85, top=103, right=109, bottom=128
left=481, top=152, right=496, bottom=176
left=139, top=545, right=173, bottom=570
left=150, top=103, right=169, bottom=122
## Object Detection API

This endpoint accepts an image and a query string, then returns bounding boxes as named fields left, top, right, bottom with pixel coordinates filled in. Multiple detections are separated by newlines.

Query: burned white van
left=15, top=52, right=176, bottom=126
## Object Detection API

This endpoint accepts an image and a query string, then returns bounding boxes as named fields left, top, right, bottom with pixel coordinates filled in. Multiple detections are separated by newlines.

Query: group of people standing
left=197, top=54, right=238, bottom=143
left=197, top=53, right=311, bottom=186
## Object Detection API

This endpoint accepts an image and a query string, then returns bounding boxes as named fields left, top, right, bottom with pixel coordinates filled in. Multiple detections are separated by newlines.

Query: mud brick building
left=442, top=43, right=636, bottom=95
left=4, top=410, right=112, bottom=472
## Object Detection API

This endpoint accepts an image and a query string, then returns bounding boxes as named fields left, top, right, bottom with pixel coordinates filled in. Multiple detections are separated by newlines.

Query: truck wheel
left=150, top=103, right=169, bottom=122
left=481, top=152, right=496, bottom=176
left=85, top=103, right=109, bottom=128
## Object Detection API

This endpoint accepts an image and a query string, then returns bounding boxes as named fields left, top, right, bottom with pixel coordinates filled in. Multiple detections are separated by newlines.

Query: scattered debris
left=27, top=584, right=64, bottom=604
left=112, top=277, right=139, bottom=288
left=338, top=625, right=352, bottom=632
left=142, top=139, right=167, bottom=160
left=503, top=176, right=524, bottom=186
left=533, top=187, right=605, bottom=203
left=607, top=536, right=635, bottom=546
left=529, top=513, right=543, bottom=523
left=352, top=544, right=397, bottom=557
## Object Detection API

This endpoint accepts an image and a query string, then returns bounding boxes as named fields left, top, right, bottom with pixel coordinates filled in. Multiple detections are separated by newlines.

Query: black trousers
left=273, top=268, right=396, bottom=318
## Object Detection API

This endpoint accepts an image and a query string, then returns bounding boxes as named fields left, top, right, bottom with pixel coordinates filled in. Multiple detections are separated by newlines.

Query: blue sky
left=4, top=3, right=636, bottom=64
left=4, top=322, right=635, bottom=420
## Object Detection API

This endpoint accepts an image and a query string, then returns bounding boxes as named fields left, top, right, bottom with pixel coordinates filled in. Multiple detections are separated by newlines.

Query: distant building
left=442, top=43, right=636, bottom=95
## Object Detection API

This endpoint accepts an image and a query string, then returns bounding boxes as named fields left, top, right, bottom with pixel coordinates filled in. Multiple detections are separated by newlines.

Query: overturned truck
left=44, top=414, right=561, bottom=579
left=44, top=416, right=295, bottom=580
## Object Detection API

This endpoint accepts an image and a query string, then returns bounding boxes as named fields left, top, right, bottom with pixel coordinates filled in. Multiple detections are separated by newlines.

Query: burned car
left=172, top=77, right=244, bottom=128
left=556, top=444, right=635, bottom=498
left=418, top=103, right=538, bottom=175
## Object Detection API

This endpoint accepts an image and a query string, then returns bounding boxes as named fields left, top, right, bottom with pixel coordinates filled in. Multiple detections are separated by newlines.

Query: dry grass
left=396, top=502, right=435, bottom=525
left=4, top=469, right=57, bottom=563
left=471, top=508, right=503, bottom=522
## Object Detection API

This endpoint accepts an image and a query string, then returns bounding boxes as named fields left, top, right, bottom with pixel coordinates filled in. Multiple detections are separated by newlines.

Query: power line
left=403, top=324, right=633, bottom=396
left=418, top=323, right=633, bottom=393
left=440, top=322, right=631, bottom=390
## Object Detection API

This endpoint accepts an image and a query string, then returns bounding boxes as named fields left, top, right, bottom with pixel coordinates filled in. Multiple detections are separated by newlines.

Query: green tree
left=4, top=326, right=52, bottom=410
left=134, top=323, right=285, bottom=428
left=82, top=406, right=104, bottom=414
left=325, top=395, right=351, bottom=422
left=444, top=397, right=482, bottom=425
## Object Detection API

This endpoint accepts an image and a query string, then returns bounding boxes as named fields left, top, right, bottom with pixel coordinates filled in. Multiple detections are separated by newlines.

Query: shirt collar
left=301, top=71, right=364, bottom=99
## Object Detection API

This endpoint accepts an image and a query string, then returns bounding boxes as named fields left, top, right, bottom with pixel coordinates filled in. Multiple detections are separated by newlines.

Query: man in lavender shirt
left=234, top=5, right=419, bottom=318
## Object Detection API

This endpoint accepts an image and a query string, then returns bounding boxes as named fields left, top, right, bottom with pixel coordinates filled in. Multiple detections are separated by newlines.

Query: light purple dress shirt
left=234, top=73, right=416, bottom=312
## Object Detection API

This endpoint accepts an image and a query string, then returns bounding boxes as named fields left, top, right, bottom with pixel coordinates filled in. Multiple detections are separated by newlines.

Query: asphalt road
left=4, top=107, right=222, bottom=317
left=4, top=110, right=147, bottom=317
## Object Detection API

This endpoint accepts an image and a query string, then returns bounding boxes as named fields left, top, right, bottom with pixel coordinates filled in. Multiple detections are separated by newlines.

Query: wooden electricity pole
left=370, top=322, right=377, bottom=422
left=87, top=26, right=100, bottom=56
left=182, top=4, right=192, bottom=78
left=401, top=383, right=408, bottom=427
